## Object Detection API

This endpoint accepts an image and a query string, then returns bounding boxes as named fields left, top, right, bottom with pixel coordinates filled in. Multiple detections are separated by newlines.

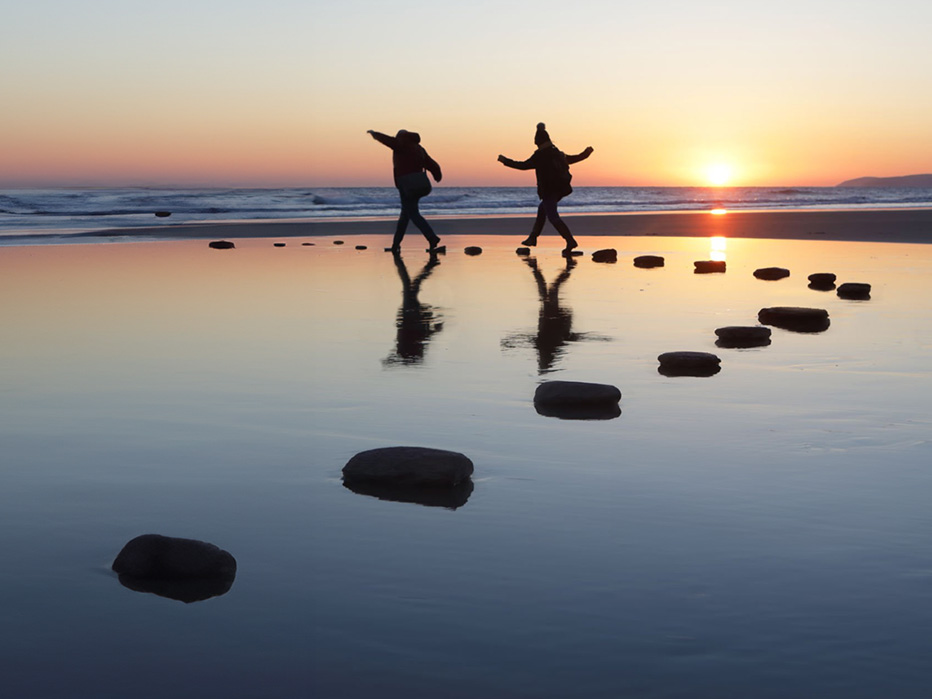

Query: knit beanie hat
left=534, top=122, right=551, bottom=146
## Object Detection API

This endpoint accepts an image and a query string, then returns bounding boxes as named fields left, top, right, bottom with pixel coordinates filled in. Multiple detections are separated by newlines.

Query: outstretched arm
left=566, top=146, right=594, bottom=165
left=497, top=154, right=535, bottom=171
left=368, top=130, right=396, bottom=149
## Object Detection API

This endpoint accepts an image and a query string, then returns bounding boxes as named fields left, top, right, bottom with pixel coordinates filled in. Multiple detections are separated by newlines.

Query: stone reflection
left=117, top=574, right=234, bottom=604
left=383, top=252, right=444, bottom=367
left=502, top=255, right=607, bottom=374
left=343, top=480, right=474, bottom=510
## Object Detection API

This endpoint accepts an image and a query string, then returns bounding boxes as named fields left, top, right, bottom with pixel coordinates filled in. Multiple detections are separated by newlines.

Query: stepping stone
left=562, top=249, right=584, bottom=257
left=208, top=240, right=235, bottom=249
left=301, top=242, right=315, bottom=246
left=758, top=306, right=830, bottom=333
left=273, top=242, right=286, bottom=247
left=333, top=240, right=345, bottom=245
left=657, top=351, right=721, bottom=377
left=837, top=282, right=871, bottom=300
left=694, top=260, right=726, bottom=273
left=343, top=447, right=473, bottom=487
left=516, top=247, right=531, bottom=256
left=715, top=326, right=772, bottom=348
left=808, top=272, right=836, bottom=286
left=112, top=534, right=237, bottom=603
left=464, top=246, right=482, bottom=256
left=754, top=267, right=790, bottom=280
left=591, top=248, right=617, bottom=263
left=533, top=381, right=622, bottom=420
left=355, top=245, right=367, bottom=250
left=634, top=255, right=664, bottom=268
left=154, top=211, right=171, bottom=218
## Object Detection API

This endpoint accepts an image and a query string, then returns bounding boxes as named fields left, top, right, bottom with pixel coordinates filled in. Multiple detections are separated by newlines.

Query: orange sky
left=2, top=1, right=930, bottom=187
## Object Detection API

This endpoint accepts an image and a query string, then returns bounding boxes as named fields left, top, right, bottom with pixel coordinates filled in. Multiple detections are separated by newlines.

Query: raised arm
left=497, top=154, right=535, bottom=170
left=566, top=146, right=594, bottom=165
left=367, top=130, right=396, bottom=149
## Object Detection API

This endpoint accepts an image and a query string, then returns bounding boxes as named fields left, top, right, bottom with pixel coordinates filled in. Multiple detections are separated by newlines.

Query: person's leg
left=542, top=198, right=577, bottom=250
left=522, top=202, right=547, bottom=246
left=406, top=193, right=440, bottom=247
left=392, top=189, right=410, bottom=250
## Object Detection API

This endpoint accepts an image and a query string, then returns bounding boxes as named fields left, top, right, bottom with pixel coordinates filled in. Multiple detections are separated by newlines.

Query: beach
left=85, top=207, right=932, bottom=245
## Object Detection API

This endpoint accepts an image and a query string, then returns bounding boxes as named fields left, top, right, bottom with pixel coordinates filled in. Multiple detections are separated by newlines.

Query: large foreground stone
left=343, top=447, right=473, bottom=487
left=753, top=267, right=790, bottom=280
left=758, top=306, right=830, bottom=333
left=591, top=248, right=617, bottom=263
left=714, top=326, right=772, bottom=348
left=694, top=260, right=726, bottom=274
left=658, top=351, right=721, bottom=377
left=208, top=240, right=235, bottom=249
left=837, top=282, right=871, bottom=300
left=634, top=255, right=664, bottom=268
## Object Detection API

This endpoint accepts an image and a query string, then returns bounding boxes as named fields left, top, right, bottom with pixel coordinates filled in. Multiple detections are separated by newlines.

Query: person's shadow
left=383, top=252, right=444, bottom=367
left=502, top=255, right=607, bottom=373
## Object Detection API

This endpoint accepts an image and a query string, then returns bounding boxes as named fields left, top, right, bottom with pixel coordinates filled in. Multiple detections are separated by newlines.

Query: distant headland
left=837, top=174, right=932, bottom=188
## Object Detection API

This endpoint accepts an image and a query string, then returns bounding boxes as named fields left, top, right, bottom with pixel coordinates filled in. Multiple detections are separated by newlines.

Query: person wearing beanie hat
left=368, top=128, right=443, bottom=253
left=498, top=123, right=594, bottom=251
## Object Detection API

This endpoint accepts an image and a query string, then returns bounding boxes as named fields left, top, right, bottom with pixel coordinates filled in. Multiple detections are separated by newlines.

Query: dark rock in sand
left=591, top=248, right=617, bottom=263
left=754, top=267, right=790, bottom=280
left=154, top=211, right=171, bottom=218
left=465, top=246, right=483, bottom=256
left=343, top=446, right=473, bottom=487
left=758, top=306, right=830, bottom=333
left=208, top=240, right=235, bottom=250
left=808, top=272, right=836, bottom=285
left=355, top=245, right=367, bottom=250
left=634, top=255, right=664, bottom=268
left=658, top=351, right=722, bottom=377
left=302, top=242, right=315, bottom=246
left=714, top=326, right=772, bottom=348
left=533, top=381, right=621, bottom=420
left=516, top=247, right=531, bottom=256
left=694, top=260, right=726, bottom=274
left=273, top=242, right=286, bottom=247
left=837, top=282, right=871, bottom=300
left=112, top=534, right=237, bottom=602
left=333, top=240, right=345, bottom=245
left=343, top=479, right=474, bottom=510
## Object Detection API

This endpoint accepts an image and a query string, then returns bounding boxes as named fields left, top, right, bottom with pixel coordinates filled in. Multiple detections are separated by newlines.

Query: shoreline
left=5, top=207, right=932, bottom=246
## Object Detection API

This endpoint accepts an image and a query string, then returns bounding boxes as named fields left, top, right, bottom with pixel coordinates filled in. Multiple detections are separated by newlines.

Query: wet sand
left=89, top=208, right=932, bottom=245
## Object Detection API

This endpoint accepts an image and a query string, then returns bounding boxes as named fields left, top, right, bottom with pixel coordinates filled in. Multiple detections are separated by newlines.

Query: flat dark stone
left=534, top=380, right=622, bottom=407
left=516, top=247, right=531, bottom=256
left=464, top=246, right=482, bottom=256
left=657, top=351, right=722, bottom=377
left=758, top=306, right=830, bottom=333
left=715, top=326, right=772, bottom=348
left=754, top=267, right=790, bottom=280
left=343, top=446, right=473, bottom=487
left=694, top=260, right=726, bottom=274
left=343, top=479, right=474, bottom=510
left=112, top=534, right=237, bottom=581
left=302, top=242, right=315, bottom=246
left=355, top=245, right=367, bottom=250
left=591, top=248, right=617, bottom=263
left=154, top=211, right=171, bottom=218
left=273, top=242, right=286, bottom=247
left=634, top=255, right=664, bottom=268
left=208, top=240, right=235, bottom=249
left=808, top=272, right=836, bottom=285
left=333, top=240, right=345, bottom=245
left=837, top=282, right=871, bottom=300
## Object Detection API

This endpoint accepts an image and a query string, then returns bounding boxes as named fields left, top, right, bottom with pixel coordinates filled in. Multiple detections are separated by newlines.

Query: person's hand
left=584, top=146, right=594, bottom=156
left=497, top=154, right=507, bottom=163
left=367, top=130, right=375, bottom=136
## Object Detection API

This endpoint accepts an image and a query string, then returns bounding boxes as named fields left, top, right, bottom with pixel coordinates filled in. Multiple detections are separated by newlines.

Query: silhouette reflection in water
left=383, top=252, right=444, bottom=366
left=502, top=256, right=608, bottom=373
left=343, top=479, right=474, bottom=510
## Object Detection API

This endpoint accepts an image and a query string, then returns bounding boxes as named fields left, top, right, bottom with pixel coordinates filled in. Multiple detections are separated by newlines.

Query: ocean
left=2, top=186, right=932, bottom=242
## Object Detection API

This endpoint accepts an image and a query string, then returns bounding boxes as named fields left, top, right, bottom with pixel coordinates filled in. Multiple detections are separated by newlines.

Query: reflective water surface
left=1, top=235, right=932, bottom=698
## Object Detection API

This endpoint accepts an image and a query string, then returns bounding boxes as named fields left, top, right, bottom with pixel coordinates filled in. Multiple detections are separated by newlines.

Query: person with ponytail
left=498, top=123, right=594, bottom=251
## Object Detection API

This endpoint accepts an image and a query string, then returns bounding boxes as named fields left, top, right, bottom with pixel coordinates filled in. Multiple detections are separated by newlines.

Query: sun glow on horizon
left=705, top=164, right=734, bottom=187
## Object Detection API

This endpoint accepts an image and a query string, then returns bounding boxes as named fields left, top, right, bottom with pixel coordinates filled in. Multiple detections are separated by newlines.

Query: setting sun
left=705, top=163, right=733, bottom=187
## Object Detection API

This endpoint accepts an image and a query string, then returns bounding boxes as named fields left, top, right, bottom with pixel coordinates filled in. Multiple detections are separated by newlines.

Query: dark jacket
left=370, top=130, right=442, bottom=186
left=500, top=144, right=591, bottom=200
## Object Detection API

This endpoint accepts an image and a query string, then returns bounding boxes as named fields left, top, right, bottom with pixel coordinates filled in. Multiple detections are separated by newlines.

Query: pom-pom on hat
left=534, top=122, right=551, bottom=146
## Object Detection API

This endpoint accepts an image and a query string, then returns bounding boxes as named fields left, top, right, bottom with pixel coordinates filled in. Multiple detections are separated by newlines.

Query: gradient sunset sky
left=2, top=0, right=930, bottom=188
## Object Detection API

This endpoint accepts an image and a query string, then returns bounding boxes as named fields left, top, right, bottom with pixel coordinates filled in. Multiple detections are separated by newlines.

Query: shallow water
left=1, top=234, right=932, bottom=698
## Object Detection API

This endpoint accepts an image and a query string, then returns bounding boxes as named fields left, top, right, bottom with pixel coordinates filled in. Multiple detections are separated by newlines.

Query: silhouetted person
left=368, top=129, right=442, bottom=253
left=498, top=123, right=593, bottom=252
left=383, top=252, right=444, bottom=366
